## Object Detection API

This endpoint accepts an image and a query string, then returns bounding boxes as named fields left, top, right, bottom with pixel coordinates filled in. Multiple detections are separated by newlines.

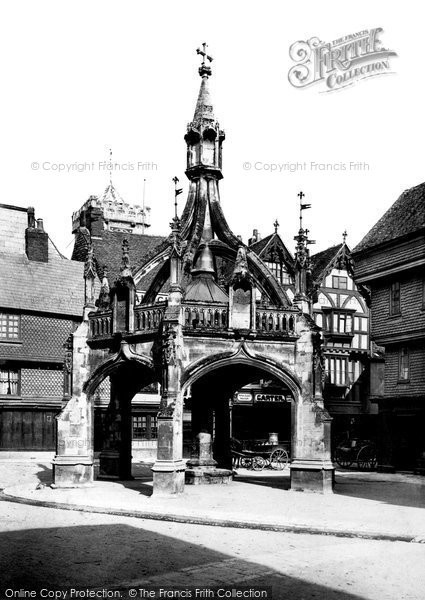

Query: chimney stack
left=26, top=208, right=48, bottom=262
left=248, top=228, right=261, bottom=246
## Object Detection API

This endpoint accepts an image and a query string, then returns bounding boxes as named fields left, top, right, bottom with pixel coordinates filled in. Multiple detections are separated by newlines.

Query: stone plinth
left=97, top=450, right=120, bottom=480
left=185, top=467, right=233, bottom=485
left=185, top=431, right=233, bottom=485
left=52, top=455, right=93, bottom=488
left=151, top=460, right=186, bottom=495
left=290, top=459, right=335, bottom=493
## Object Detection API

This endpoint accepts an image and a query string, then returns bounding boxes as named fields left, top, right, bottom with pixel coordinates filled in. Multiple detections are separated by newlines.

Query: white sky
left=1, top=1, right=423, bottom=256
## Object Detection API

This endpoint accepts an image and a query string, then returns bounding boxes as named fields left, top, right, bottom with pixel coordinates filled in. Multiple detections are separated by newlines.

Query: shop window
left=0, top=313, right=20, bottom=340
left=390, top=282, right=401, bottom=315
left=325, top=357, right=351, bottom=386
left=132, top=414, right=158, bottom=439
left=0, top=368, right=20, bottom=395
left=399, top=347, right=409, bottom=381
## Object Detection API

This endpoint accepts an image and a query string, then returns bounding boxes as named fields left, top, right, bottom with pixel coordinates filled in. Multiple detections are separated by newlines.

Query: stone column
left=290, top=397, right=334, bottom=493
left=151, top=315, right=186, bottom=495
left=290, top=321, right=334, bottom=493
left=98, top=374, right=133, bottom=480
left=186, top=387, right=232, bottom=484
left=213, top=398, right=232, bottom=470
left=186, top=392, right=216, bottom=469
left=52, top=313, right=94, bottom=487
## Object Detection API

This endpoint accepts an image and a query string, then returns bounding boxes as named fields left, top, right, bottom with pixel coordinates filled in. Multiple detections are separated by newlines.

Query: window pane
left=0, top=369, right=19, bottom=395
left=391, top=282, right=400, bottom=314
left=399, top=348, right=409, bottom=380
left=0, top=314, right=20, bottom=340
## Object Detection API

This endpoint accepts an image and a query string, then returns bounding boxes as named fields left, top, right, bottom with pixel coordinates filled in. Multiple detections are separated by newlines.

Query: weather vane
left=172, top=176, right=182, bottom=218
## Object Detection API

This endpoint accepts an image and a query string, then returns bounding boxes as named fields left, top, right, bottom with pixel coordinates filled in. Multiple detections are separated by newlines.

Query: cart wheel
left=252, top=456, right=266, bottom=471
left=335, top=448, right=353, bottom=469
left=240, top=457, right=252, bottom=469
left=270, top=448, right=289, bottom=470
left=357, top=446, right=377, bottom=471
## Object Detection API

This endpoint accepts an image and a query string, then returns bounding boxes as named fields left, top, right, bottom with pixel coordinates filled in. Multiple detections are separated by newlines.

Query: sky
left=1, top=1, right=423, bottom=257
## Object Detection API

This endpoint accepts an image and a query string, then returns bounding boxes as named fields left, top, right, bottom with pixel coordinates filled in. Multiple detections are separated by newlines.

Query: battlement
left=72, top=184, right=151, bottom=235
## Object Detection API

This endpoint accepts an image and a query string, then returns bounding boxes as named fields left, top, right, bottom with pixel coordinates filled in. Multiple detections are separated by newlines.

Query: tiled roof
left=0, top=252, right=85, bottom=316
left=90, top=231, right=167, bottom=284
left=354, top=182, right=425, bottom=253
left=249, top=235, right=273, bottom=255
left=184, top=275, right=229, bottom=303
left=310, top=244, right=343, bottom=281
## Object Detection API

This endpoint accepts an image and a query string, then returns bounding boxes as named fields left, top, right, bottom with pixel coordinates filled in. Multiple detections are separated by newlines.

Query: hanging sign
left=235, top=392, right=253, bottom=403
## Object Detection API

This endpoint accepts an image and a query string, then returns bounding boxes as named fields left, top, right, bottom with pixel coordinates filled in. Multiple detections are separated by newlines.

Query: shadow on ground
left=334, top=476, right=425, bottom=509
left=0, top=521, right=367, bottom=599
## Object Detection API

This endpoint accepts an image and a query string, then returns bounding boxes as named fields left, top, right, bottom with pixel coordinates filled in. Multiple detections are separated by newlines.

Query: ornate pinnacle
left=97, top=265, right=111, bottom=310
left=84, top=243, right=96, bottom=280
left=101, top=266, right=110, bottom=292
left=196, top=42, right=213, bottom=77
left=120, top=238, right=132, bottom=278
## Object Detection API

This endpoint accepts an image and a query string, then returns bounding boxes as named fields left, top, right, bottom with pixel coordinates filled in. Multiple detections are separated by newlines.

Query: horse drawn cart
left=333, top=438, right=377, bottom=471
left=230, top=438, right=290, bottom=471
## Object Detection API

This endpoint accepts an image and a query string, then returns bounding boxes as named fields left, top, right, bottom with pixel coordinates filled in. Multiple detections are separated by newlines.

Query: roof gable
left=310, top=243, right=351, bottom=283
left=250, top=233, right=294, bottom=273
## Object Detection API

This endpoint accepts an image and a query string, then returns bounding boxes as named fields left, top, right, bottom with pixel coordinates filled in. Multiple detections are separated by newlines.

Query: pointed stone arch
left=84, top=342, right=156, bottom=396
left=181, top=343, right=302, bottom=402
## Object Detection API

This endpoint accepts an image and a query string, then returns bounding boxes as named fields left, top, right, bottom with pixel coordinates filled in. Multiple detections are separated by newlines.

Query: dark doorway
left=186, top=363, right=293, bottom=470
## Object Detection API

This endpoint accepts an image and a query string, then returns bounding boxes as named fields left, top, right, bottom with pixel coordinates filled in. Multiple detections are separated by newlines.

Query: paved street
left=1, top=456, right=425, bottom=599
left=1, top=499, right=425, bottom=600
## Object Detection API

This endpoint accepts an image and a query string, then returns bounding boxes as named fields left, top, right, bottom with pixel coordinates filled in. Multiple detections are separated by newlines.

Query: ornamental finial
left=274, top=219, right=279, bottom=234
left=342, top=230, right=348, bottom=244
left=196, top=42, right=213, bottom=77
left=120, top=238, right=132, bottom=278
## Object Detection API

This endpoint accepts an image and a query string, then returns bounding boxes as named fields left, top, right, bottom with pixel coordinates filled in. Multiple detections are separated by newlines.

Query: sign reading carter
left=255, top=394, right=287, bottom=403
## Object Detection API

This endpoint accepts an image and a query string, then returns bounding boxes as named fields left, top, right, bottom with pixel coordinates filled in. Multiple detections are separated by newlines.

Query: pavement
left=1, top=453, right=425, bottom=543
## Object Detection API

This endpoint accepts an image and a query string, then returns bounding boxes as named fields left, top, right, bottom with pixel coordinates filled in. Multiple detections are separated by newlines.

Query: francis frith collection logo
left=288, top=28, right=397, bottom=92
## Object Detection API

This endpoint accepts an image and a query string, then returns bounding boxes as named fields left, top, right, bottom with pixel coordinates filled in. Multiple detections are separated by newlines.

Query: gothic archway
left=84, top=346, right=159, bottom=480
left=181, top=349, right=302, bottom=472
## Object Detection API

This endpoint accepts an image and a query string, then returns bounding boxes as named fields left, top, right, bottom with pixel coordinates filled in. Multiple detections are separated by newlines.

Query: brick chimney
left=25, top=208, right=48, bottom=262
left=248, top=228, right=261, bottom=246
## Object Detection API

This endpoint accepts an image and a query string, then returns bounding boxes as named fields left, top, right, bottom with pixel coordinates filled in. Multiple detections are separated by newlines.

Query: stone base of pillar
left=51, top=455, right=94, bottom=488
left=185, top=467, right=233, bottom=485
left=151, top=460, right=186, bottom=495
left=97, top=450, right=120, bottom=480
left=290, top=459, right=334, bottom=493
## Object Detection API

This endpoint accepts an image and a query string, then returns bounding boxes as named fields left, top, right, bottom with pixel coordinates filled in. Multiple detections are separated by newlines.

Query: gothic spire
left=193, top=43, right=215, bottom=124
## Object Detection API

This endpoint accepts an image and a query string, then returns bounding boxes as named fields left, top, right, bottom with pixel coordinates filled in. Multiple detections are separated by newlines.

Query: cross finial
left=197, top=42, right=213, bottom=77
left=297, top=191, right=305, bottom=201
left=342, top=230, right=348, bottom=244
left=274, top=219, right=279, bottom=234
